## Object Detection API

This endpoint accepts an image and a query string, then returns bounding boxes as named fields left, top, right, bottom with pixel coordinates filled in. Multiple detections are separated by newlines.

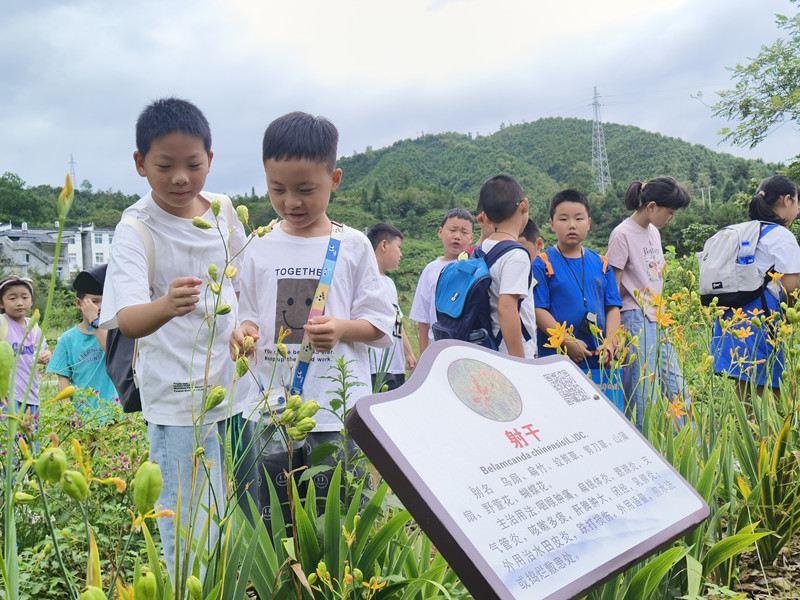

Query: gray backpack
left=698, top=220, right=776, bottom=307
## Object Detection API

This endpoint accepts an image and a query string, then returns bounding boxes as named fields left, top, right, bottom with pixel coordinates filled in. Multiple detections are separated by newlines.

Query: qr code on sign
left=544, top=369, right=591, bottom=405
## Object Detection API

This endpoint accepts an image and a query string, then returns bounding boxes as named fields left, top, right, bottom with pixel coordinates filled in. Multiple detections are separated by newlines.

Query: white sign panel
left=347, top=341, right=708, bottom=600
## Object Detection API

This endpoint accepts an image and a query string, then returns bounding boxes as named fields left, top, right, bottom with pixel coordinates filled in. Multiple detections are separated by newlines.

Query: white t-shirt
left=481, top=239, right=537, bottom=358
left=238, top=222, right=394, bottom=431
left=409, top=258, right=453, bottom=341
left=606, top=217, right=664, bottom=321
left=755, top=225, right=800, bottom=298
left=369, top=275, right=405, bottom=376
left=99, top=192, right=246, bottom=426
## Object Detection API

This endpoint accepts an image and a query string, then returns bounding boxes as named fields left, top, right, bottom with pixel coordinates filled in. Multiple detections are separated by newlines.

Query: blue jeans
left=621, top=310, right=688, bottom=431
left=147, top=419, right=229, bottom=580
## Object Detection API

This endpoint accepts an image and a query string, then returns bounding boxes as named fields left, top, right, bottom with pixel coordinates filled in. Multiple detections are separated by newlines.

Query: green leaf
left=703, top=531, right=770, bottom=573
left=621, top=546, right=687, bottom=600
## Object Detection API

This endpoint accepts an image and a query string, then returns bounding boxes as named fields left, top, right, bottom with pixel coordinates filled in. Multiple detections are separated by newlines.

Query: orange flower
left=667, top=396, right=687, bottom=421
left=654, top=307, right=676, bottom=328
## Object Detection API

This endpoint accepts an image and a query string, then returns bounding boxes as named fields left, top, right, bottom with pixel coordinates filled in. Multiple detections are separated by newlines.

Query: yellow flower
left=97, top=476, right=127, bottom=493
left=650, top=292, right=666, bottom=309
left=363, top=577, right=387, bottom=591
left=51, top=385, right=76, bottom=402
left=57, top=174, right=74, bottom=222
left=733, top=327, right=755, bottom=341
left=544, top=321, right=569, bottom=349
left=768, top=271, right=785, bottom=284
left=654, top=307, right=676, bottom=328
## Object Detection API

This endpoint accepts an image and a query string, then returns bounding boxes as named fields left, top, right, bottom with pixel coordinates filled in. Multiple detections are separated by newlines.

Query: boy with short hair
left=476, top=175, right=537, bottom=358
left=47, top=264, right=118, bottom=411
left=229, top=111, right=394, bottom=496
left=519, top=218, right=544, bottom=263
left=532, top=190, right=622, bottom=367
left=99, top=97, right=246, bottom=578
left=409, top=208, right=474, bottom=354
left=366, top=224, right=417, bottom=390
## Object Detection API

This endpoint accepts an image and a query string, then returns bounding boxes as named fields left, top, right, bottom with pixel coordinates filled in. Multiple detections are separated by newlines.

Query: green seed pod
left=352, top=568, right=364, bottom=586
left=79, top=586, right=107, bottom=600
left=60, top=470, right=89, bottom=502
left=280, top=408, right=295, bottom=425
left=295, top=417, right=316, bottom=433
left=134, top=568, right=157, bottom=600
left=215, top=303, right=232, bottom=315
left=316, top=561, right=327, bottom=578
left=751, top=316, right=762, bottom=329
left=276, top=343, right=287, bottom=358
left=256, top=226, right=268, bottom=237
left=186, top=575, right=202, bottom=600
left=207, top=264, right=219, bottom=281
left=0, top=340, right=12, bottom=399
left=14, top=492, right=36, bottom=504
left=286, top=427, right=307, bottom=442
left=235, top=356, right=249, bottom=378
left=295, top=400, right=320, bottom=421
left=34, top=447, right=68, bottom=484
left=204, top=386, right=227, bottom=412
left=236, top=205, right=249, bottom=227
left=211, top=198, right=221, bottom=217
left=307, top=572, right=318, bottom=586
left=209, top=282, right=221, bottom=295
left=192, top=216, right=212, bottom=230
left=224, top=265, right=237, bottom=279
left=286, top=394, right=302, bottom=410
left=133, top=461, right=163, bottom=516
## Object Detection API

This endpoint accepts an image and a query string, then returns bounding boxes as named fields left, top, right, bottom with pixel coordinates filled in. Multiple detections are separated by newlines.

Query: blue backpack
left=431, top=241, right=532, bottom=349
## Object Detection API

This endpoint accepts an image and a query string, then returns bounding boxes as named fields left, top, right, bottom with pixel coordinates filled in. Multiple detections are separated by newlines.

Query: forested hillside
left=1, top=116, right=785, bottom=303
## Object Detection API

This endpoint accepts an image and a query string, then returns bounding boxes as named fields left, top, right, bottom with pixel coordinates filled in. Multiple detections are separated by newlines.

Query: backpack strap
left=120, top=216, right=156, bottom=300
left=538, top=252, right=554, bottom=277
left=482, top=240, right=533, bottom=345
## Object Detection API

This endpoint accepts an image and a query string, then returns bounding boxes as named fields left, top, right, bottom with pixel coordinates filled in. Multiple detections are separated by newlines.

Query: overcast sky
left=1, top=0, right=797, bottom=198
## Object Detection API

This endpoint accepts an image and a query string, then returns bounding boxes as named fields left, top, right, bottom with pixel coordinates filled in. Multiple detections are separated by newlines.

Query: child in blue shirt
left=48, top=264, right=118, bottom=413
left=533, top=190, right=622, bottom=368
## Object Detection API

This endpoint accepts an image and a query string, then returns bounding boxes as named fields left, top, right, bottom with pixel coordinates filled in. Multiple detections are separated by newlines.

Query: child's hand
left=304, top=315, right=344, bottom=353
left=165, top=277, right=202, bottom=317
left=38, top=349, right=53, bottom=366
left=230, top=322, right=259, bottom=360
left=596, top=339, right=617, bottom=369
left=405, top=354, right=417, bottom=372
left=80, top=297, right=100, bottom=324
left=565, top=339, right=593, bottom=364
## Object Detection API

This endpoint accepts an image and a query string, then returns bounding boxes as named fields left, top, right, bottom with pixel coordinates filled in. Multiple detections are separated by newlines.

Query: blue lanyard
left=290, top=222, right=344, bottom=396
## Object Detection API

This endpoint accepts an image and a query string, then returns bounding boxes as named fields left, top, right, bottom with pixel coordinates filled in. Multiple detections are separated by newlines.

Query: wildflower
left=733, top=327, right=755, bottom=341
left=224, top=265, right=237, bottom=279
left=768, top=271, right=785, bottom=285
left=654, top=307, right=676, bottom=328
left=97, top=476, right=127, bottom=493
left=57, top=174, right=74, bottom=222
left=363, top=577, right=387, bottom=591
left=544, top=321, right=569, bottom=349
left=666, top=396, right=687, bottom=421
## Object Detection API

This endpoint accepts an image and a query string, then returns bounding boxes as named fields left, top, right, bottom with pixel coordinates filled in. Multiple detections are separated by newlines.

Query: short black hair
left=520, top=219, right=541, bottom=243
left=367, top=223, right=403, bottom=250
left=135, top=97, right=211, bottom=157
left=262, top=111, right=338, bottom=170
left=479, top=175, right=524, bottom=223
left=550, top=189, right=591, bottom=218
left=440, top=207, right=475, bottom=228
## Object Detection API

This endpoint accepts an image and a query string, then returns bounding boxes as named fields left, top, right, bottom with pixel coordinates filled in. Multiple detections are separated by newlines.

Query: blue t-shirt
left=532, top=246, right=622, bottom=368
left=47, top=326, right=118, bottom=409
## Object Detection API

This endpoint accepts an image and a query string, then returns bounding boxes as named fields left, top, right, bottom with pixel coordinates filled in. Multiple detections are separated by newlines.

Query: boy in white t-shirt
left=99, top=98, right=246, bottom=578
left=476, top=175, right=537, bottom=358
left=409, top=208, right=474, bottom=355
left=366, top=224, right=417, bottom=391
left=229, top=112, right=394, bottom=513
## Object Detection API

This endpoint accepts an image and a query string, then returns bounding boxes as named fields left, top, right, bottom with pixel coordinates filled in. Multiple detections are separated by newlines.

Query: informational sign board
left=347, top=341, right=709, bottom=600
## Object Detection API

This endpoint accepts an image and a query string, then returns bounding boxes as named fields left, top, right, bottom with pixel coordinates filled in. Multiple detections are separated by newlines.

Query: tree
left=712, top=4, right=800, bottom=150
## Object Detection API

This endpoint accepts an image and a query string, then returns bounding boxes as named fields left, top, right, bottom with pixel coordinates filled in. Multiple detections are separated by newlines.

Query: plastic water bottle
left=738, top=240, right=755, bottom=265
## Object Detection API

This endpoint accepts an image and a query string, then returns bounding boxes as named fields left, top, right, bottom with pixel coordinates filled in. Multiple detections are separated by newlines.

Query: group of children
left=3, top=95, right=799, bottom=579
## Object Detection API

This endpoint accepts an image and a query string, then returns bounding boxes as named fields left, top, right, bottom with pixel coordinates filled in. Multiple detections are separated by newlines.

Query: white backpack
left=698, top=220, right=776, bottom=307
